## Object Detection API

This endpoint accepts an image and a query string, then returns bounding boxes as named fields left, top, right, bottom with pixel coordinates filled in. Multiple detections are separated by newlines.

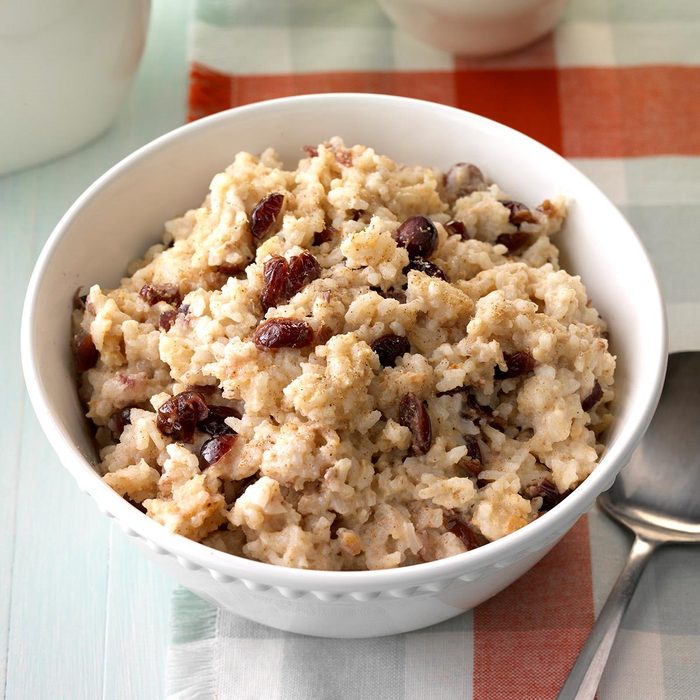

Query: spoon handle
left=558, top=535, right=657, bottom=700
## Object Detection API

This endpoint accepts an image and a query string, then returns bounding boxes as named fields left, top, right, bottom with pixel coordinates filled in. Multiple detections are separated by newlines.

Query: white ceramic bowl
left=377, top=0, right=568, bottom=57
left=22, top=94, right=666, bottom=638
left=0, top=0, right=150, bottom=175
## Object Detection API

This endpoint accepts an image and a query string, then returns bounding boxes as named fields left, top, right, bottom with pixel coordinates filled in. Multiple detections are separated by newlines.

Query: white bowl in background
left=0, top=0, right=150, bottom=175
left=22, top=94, right=666, bottom=638
left=378, top=0, right=568, bottom=57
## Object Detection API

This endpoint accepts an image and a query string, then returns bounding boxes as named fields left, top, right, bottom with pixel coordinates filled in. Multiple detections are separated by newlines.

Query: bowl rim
left=21, top=92, right=668, bottom=591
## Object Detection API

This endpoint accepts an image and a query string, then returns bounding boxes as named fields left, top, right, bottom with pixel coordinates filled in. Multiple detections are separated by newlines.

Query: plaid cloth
left=167, top=1, right=700, bottom=697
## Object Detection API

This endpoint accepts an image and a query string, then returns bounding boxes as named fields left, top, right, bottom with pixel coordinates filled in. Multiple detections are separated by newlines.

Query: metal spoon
left=559, top=351, right=700, bottom=699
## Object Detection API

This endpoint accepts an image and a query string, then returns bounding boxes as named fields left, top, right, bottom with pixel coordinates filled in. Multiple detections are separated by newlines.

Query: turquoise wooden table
left=1, top=3, right=192, bottom=697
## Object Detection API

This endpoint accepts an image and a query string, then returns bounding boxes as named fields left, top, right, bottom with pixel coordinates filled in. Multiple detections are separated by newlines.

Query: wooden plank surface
left=1, top=2, right=190, bottom=698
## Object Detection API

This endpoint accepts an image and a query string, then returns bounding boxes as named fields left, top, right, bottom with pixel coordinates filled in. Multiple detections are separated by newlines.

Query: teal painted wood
left=0, top=1, right=191, bottom=698
left=5, top=423, right=111, bottom=700
left=102, top=526, right=175, bottom=700
left=0, top=168, right=41, bottom=698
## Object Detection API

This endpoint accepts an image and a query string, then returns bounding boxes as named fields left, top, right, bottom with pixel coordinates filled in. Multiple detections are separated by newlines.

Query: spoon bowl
left=600, top=351, right=700, bottom=541
left=561, top=351, right=700, bottom=698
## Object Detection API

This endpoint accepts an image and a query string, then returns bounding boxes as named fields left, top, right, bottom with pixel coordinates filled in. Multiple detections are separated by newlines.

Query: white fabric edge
left=165, top=588, right=220, bottom=700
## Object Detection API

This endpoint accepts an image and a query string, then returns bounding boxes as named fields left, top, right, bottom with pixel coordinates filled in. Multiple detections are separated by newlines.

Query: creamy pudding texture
left=73, top=139, right=615, bottom=570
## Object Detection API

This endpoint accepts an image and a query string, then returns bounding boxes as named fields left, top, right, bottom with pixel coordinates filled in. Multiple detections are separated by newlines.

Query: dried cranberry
left=444, top=163, right=488, bottom=202
left=394, top=216, right=438, bottom=259
left=160, top=302, right=190, bottom=331
left=139, top=283, right=181, bottom=306
left=334, top=148, right=353, bottom=167
left=302, top=144, right=319, bottom=157
left=313, top=225, right=336, bottom=246
left=159, top=309, right=178, bottom=331
left=459, top=462, right=483, bottom=482
left=287, top=251, right=321, bottom=297
left=198, top=405, right=240, bottom=436
left=329, top=512, right=343, bottom=539
left=261, top=251, right=321, bottom=311
left=108, top=407, right=134, bottom=439
left=74, top=331, right=99, bottom=372
left=460, top=393, right=507, bottom=430
left=524, top=478, right=565, bottom=511
left=501, top=200, right=536, bottom=226
left=156, top=391, right=209, bottom=443
left=445, top=516, right=487, bottom=550
left=581, top=381, right=603, bottom=412
left=458, top=435, right=483, bottom=478
left=226, top=474, right=258, bottom=504
left=465, top=435, right=482, bottom=462
left=217, top=262, right=246, bottom=276
left=444, top=219, right=467, bottom=238
left=464, top=435, right=483, bottom=464
left=436, top=386, right=468, bottom=397
left=403, top=257, right=448, bottom=281
left=250, top=193, right=284, bottom=239
left=253, top=318, right=314, bottom=350
left=315, top=324, right=333, bottom=345
left=260, top=256, right=289, bottom=311
left=495, top=351, right=536, bottom=379
left=399, top=393, right=432, bottom=455
left=371, top=334, right=410, bottom=367
left=496, top=231, right=533, bottom=254
left=200, top=434, right=238, bottom=466
left=72, top=286, right=89, bottom=310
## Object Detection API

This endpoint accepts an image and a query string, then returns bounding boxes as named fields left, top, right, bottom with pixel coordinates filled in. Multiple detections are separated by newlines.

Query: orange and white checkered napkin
left=167, top=2, right=700, bottom=698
